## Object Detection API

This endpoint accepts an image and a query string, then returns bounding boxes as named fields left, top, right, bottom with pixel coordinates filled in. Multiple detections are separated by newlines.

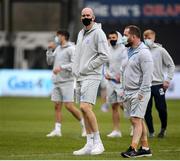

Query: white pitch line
left=6, top=152, right=121, bottom=158
left=5, top=149, right=180, bottom=158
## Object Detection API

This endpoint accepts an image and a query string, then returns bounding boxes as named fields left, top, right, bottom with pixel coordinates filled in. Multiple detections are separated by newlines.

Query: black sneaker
left=157, top=128, right=166, bottom=138
left=121, top=146, right=137, bottom=158
left=136, top=146, right=152, bottom=157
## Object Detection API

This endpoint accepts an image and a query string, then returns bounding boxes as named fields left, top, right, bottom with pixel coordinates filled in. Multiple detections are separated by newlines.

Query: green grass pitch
left=0, top=97, right=180, bottom=160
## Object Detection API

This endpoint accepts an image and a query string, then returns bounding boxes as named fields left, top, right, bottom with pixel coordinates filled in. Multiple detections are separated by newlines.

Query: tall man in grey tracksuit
left=72, top=8, right=109, bottom=155
left=143, top=29, right=175, bottom=138
left=46, top=30, right=85, bottom=137
left=120, top=25, right=153, bottom=158
left=105, top=31, right=128, bottom=138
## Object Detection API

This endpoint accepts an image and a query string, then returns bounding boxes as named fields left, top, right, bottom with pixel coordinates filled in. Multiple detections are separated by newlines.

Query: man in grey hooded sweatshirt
left=143, top=29, right=175, bottom=138
left=120, top=25, right=153, bottom=158
left=72, top=7, right=109, bottom=155
left=105, top=31, right=128, bottom=138
left=46, top=30, right=86, bottom=137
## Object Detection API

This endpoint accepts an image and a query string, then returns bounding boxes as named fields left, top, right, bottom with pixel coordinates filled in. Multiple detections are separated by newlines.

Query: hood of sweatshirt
left=61, top=41, right=74, bottom=48
left=82, top=22, right=102, bottom=35
left=150, top=42, right=162, bottom=49
left=116, top=31, right=122, bottom=44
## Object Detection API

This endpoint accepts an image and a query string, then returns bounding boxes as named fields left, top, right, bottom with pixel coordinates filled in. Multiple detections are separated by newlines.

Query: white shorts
left=75, top=80, right=101, bottom=105
left=123, top=92, right=151, bottom=119
left=100, top=76, right=108, bottom=89
left=51, top=81, right=74, bottom=102
left=106, top=81, right=123, bottom=104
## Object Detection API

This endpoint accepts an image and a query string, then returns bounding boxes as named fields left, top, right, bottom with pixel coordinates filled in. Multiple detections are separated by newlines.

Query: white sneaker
left=73, top=144, right=92, bottom=155
left=90, top=142, right=105, bottom=155
left=107, top=130, right=122, bottom=138
left=81, top=127, right=86, bottom=137
left=46, top=130, right=61, bottom=137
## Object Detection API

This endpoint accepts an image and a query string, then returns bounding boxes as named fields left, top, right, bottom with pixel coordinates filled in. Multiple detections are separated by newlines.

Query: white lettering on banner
left=86, top=2, right=109, bottom=17
left=94, top=5, right=109, bottom=17
left=110, top=5, right=140, bottom=17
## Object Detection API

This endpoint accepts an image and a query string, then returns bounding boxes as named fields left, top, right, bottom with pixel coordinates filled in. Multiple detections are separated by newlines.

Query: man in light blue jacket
left=120, top=25, right=153, bottom=158
left=72, top=7, right=109, bottom=155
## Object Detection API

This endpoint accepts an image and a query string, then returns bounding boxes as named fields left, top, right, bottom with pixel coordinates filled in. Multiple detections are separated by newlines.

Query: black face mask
left=125, top=39, right=133, bottom=47
left=82, top=18, right=92, bottom=26
left=110, top=40, right=117, bottom=46
left=125, top=43, right=132, bottom=47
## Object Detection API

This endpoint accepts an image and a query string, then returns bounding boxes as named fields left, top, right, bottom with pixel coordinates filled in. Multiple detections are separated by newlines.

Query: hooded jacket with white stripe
left=147, top=43, right=175, bottom=85
left=46, top=42, right=75, bottom=83
left=121, top=42, right=154, bottom=96
left=72, top=23, right=109, bottom=81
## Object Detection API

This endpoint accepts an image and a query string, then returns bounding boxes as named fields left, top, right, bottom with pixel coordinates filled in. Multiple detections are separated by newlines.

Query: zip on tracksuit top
left=72, top=23, right=109, bottom=81
left=121, top=42, right=154, bottom=96
left=46, top=42, right=75, bottom=83
left=148, top=43, right=175, bottom=86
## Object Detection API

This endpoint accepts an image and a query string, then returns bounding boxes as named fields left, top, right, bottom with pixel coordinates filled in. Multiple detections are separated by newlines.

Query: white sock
left=80, top=119, right=85, bottom=127
left=55, top=122, right=61, bottom=131
left=86, top=134, right=93, bottom=146
left=93, top=131, right=102, bottom=144
left=142, top=146, right=150, bottom=150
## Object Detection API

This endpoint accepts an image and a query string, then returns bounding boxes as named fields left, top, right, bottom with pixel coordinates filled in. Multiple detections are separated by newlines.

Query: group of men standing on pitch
left=45, top=7, right=175, bottom=158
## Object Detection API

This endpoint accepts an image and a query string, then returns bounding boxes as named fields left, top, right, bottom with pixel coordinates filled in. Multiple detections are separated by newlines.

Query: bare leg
left=112, top=103, right=120, bottom=131
left=140, top=120, right=149, bottom=148
left=64, top=102, right=82, bottom=121
left=130, top=117, right=143, bottom=149
left=54, top=102, right=63, bottom=123
left=80, top=102, right=98, bottom=132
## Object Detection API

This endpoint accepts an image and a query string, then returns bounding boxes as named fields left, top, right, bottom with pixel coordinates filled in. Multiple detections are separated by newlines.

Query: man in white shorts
left=105, top=31, right=127, bottom=138
left=72, top=7, right=109, bottom=155
left=120, top=25, right=153, bottom=158
left=46, top=30, right=86, bottom=137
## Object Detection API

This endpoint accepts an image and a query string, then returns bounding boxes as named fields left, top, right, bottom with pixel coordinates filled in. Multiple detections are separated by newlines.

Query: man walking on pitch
left=72, top=7, right=109, bottom=155
left=120, top=25, right=153, bottom=158
left=46, top=30, right=86, bottom=137
left=143, top=29, right=175, bottom=138
left=105, top=31, right=128, bottom=138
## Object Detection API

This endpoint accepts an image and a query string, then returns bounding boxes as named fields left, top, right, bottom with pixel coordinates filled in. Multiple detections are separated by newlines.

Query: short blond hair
left=143, top=29, right=156, bottom=37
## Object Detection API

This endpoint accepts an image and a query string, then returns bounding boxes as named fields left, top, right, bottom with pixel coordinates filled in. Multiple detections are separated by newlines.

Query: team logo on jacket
left=159, top=88, right=165, bottom=95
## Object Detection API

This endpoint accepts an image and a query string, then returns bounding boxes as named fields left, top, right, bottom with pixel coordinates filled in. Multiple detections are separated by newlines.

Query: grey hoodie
left=105, top=43, right=128, bottom=82
left=148, top=43, right=175, bottom=85
left=72, top=23, right=109, bottom=81
left=46, top=42, right=74, bottom=83
left=122, top=42, right=153, bottom=96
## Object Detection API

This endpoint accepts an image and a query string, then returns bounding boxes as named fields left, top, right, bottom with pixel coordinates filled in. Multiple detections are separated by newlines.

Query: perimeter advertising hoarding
left=84, top=0, right=180, bottom=21
left=0, top=69, right=52, bottom=97
left=0, top=69, right=179, bottom=99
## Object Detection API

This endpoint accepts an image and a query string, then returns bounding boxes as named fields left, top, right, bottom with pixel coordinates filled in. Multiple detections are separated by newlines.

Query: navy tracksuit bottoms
left=145, top=84, right=167, bottom=133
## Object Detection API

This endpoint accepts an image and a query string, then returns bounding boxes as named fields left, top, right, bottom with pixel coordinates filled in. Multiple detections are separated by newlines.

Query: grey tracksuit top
left=105, top=44, right=128, bottom=81
left=148, top=43, right=175, bottom=85
left=72, top=23, right=109, bottom=81
left=46, top=42, right=74, bottom=83
left=122, top=42, right=153, bottom=96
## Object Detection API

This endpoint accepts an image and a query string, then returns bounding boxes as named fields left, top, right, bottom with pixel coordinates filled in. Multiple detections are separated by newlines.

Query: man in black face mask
left=72, top=8, right=109, bottom=155
left=104, top=31, right=128, bottom=138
